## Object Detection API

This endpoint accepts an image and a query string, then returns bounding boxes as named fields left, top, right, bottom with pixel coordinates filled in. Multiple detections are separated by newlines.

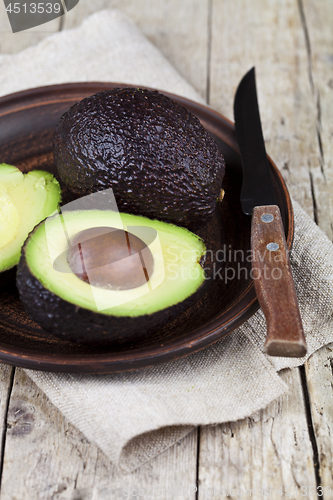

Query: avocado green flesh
left=25, top=210, right=206, bottom=317
left=0, top=164, right=61, bottom=272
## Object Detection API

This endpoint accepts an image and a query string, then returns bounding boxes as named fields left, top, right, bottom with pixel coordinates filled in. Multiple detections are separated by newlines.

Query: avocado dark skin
left=17, top=259, right=202, bottom=345
left=54, top=88, right=225, bottom=231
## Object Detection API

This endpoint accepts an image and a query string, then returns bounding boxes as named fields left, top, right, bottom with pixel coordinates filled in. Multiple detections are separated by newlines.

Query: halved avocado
left=0, top=164, right=61, bottom=285
left=17, top=210, right=208, bottom=344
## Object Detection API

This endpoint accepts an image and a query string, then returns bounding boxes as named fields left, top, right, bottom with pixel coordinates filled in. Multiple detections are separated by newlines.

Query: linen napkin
left=1, top=10, right=333, bottom=472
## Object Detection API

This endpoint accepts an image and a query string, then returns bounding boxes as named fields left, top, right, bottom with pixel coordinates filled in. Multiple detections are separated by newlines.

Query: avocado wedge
left=54, top=88, right=225, bottom=231
left=17, top=209, right=208, bottom=344
left=0, top=164, right=61, bottom=281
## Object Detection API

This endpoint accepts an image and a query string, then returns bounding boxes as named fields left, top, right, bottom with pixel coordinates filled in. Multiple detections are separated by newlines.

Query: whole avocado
left=54, top=88, right=225, bottom=230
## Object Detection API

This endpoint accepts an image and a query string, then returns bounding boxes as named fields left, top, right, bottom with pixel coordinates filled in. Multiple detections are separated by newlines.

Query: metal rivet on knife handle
left=261, top=214, right=274, bottom=223
left=266, top=242, right=279, bottom=251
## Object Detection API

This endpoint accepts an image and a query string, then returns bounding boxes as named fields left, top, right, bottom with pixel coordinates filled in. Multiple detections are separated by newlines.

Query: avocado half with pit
left=17, top=209, right=208, bottom=344
left=0, top=163, right=61, bottom=286
left=54, top=88, right=225, bottom=231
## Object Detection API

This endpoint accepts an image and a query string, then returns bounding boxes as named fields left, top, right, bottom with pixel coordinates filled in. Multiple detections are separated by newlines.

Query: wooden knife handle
left=251, top=205, right=307, bottom=357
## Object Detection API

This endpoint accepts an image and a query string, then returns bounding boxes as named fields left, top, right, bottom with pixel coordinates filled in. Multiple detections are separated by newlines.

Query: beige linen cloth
left=1, top=10, right=333, bottom=472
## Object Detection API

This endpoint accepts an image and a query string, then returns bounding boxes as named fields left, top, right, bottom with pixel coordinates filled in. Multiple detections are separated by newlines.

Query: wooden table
left=0, top=1, right=332, bottom=498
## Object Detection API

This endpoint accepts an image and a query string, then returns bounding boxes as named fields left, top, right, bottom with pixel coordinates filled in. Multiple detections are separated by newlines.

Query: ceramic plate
left=0, top=83, right=293, bottom=373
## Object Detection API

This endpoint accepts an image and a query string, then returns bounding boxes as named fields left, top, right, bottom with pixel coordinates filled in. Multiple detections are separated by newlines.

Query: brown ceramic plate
left=0, top=83, right=293, bottom=373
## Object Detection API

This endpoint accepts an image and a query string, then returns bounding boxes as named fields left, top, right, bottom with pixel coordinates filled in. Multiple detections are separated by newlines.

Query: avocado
left=0, top=163, right=61, bottom=283
left=54, top=88, right=225, bottom=231
left=17, top=209, right=208, bottom=344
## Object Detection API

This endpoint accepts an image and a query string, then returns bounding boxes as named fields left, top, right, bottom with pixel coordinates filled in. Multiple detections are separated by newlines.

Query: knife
left=233, top=67, right=307, bottom=357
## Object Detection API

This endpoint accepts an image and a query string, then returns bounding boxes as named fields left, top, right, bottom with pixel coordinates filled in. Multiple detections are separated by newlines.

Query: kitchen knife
left=233, top=67, right=307, bottom=357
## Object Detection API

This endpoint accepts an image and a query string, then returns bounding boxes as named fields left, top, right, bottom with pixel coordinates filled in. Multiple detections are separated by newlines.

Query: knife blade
left=234, top=67, right=307, bottom=357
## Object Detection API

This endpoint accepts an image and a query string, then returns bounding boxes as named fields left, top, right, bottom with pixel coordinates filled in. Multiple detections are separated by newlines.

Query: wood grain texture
left=0, top=369, right=198, bottom=500
left=251, top=205, right=306, bottom=357
left=304, top=346, right=333, bottom=489
left=300, top=0, right=333, bottom=239
left=203, top=0, right=322, bottom=490
left=300, top=0, right=333, bottom=491
left=0, top=365, right=14, bottom=483
left=198, top=369, right=317, bottom=500
left=209, top=0, right=317, bottom=218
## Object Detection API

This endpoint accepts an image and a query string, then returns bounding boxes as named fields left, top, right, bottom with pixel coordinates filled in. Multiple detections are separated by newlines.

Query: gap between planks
left=0, top=367, right=15, bottom=489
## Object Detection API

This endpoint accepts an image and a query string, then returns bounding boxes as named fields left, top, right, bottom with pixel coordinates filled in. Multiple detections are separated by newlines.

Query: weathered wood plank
left=198, top=369, right=317, bottom=500
left=300, top=0, right=333, bottom=239
left=61, top=0, right=210, bottom=100
left=0, top=365, right=14, bottom=484
left=209, top=0, right=319, bottom=218
left=0, top=2, right=61, bottom=54
left=0, top=369, right=198, bottom=500
left=304, top=346, right=333, bottom=489
left=201, top=0, right=322, bottom=491
left=300, top=0, right=333, bottom=490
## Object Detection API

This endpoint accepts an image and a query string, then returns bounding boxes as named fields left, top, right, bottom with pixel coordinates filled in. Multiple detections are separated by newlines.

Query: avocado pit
left=67, top=226, right=154, bottom=290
